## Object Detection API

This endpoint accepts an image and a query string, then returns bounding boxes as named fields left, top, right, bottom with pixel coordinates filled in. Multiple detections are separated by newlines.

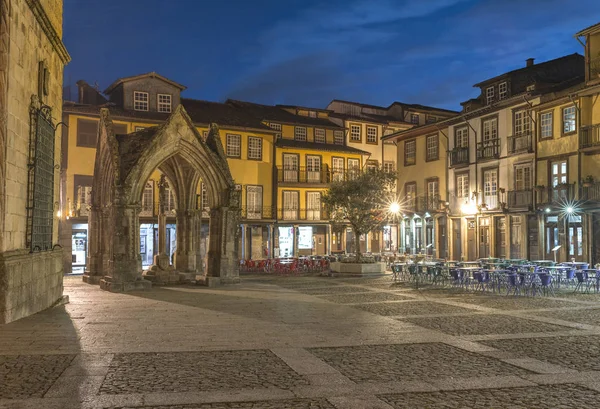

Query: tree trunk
left=354, top=228, right=362, bottom=263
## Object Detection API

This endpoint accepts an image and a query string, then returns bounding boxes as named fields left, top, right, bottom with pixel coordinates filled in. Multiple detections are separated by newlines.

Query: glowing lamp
left=389, top=202, right=400, bottom=214
left=461, top=202, right=477, bottom=215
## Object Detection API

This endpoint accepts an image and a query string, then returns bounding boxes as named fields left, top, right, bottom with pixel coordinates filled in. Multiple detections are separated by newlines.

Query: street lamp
left=389, top=202, right=400, bottom=214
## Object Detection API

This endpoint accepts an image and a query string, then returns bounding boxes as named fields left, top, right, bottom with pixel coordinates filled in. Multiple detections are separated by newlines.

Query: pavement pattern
left=2, top=274, right=600, bottom=408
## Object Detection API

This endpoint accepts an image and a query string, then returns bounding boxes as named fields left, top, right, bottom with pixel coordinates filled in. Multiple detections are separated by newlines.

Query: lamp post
left=389, top=202, right=401, bottom=254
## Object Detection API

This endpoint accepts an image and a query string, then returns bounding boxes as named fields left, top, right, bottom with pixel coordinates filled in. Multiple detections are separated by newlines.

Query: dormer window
left=308, top=111, right=317, bottom=118
left=486, top=86, right=495, bottom=105
left=134, top=91, right=149, bottom=111
left=158, top=94, right=172, bottom=113
left=498, top=82, right=507, bottom=100
left=410, top=114, right=419, bottom=124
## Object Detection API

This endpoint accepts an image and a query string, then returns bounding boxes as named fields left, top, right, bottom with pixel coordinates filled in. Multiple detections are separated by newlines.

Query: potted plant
left=582, top=175, right=594, bottom=188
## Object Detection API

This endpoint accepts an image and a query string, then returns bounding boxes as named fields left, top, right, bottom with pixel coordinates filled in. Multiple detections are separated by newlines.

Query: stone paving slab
left=294, top=286, right=374, bottom=295
left=353, top=300, right=476, bottom=316
left=452, top=295, right=583, bottom=310
left=0, top=354, right=76, bottom=399
left=481, top=335, right=600, bottom=372
left=307, top=343, right=531, bottom=383
left=99, top=350, right=308, bottom=394
left=401, top=314, right=576, bottom=335
left=317, top=292, right=412, bottom=304
left=534, top=307, right=600, bottom=326
left=378, top=383, right=600, bottom=408
left=113, top=398, right=337, bottom=409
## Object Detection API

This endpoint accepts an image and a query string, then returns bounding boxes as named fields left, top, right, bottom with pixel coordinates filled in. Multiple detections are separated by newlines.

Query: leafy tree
left=323, top=168, right=397, bottom=263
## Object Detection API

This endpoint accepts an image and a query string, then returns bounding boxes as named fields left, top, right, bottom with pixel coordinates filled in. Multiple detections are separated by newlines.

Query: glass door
left=483, top=169, right=498, bottom=209
left=283, top=191, right=299, bottom=220
left=306, top=192, right=321, bottom=220
left=332, top=157, right=344, bottom=181
left=306, top=155, right=321, bottom=183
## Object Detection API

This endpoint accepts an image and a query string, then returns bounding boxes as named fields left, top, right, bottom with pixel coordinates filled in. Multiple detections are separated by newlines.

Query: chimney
left=526, top=58, right=535, bottom=67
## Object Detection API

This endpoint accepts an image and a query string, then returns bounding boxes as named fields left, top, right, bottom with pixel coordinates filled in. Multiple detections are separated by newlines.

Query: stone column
left=100, top=203, right=151, bottom=292
left=326, top=224, right=331, bottom=255
left=194, top=210, right=204, bottom=275
left=240, top=224, right=247, bottom=260
left=83, top=205, right=102, bottom=284
left=153, top=175, right=170, bottom=270
left=206, top=206, right=240, bottom=286
left=267, top=224, right=274, bottom=259
left=174, top=209, right=197, bottom=275
left=293, top=224, right=299, bottom=256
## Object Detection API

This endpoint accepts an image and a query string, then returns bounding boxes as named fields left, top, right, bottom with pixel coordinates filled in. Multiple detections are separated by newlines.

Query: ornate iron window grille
left=26, top=97, right=56, bottom=252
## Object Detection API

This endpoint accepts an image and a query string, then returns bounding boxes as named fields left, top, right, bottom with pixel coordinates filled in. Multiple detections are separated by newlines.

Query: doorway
left=467, top=219, right=476, bottom=260
left=495, top=217, right=506, bottom=258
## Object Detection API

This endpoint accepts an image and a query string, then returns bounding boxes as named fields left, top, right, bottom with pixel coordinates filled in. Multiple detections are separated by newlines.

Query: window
left=306, top=155, right=321, bottom=182
left=426, top=134, right=438, bottom=161
left=246, top=185, right=263, bottom=219
left=77, top=185, right=92, bottom=215
left=366, top=160, right=378, bottom=171
left=350, top=124, right=361, bottom=141
left=314, top=128, right=326, bottom=143
left=141, top=182, right=153, bottom=216
left=514, top=110, right=531, bottom=135
left=134, top=126, right=146, bottom=132
left=498, top=82, right=508, bottom=100
left=410, top=114, right=419, bottom=124
left=456, top=173, right=469, bottom=198
left=562, top=106, right=576, bottom=134
left=332, top=157, right=344, bottom=181
left=76, top=118, right=98, bottom=147
left=383, top=161, right=395, bottom=173
left=283, top=154, right=299, bottom=182
left=334, top=130, right=344, bottom=145
left=404, top=139, right=416, bottom=166
left=201, top=183, right=209, bottom=211
left=540, top=112, right=553, bottom=139
left=283, top=191, right=299, bottom=220
left=486, top=86, right=494, bottom=105
left=427, top=179, right=439, bottom=202
left=483, top=169, right=498, bottom=209
left=405, top=183, right=416, bottom=208
left=482, top=117, right=498, bottom=143
left=348, top=158, right=360, bottom=179
left=202, top=130, right=208, bottom=139
left=294, top=126, right=307, bottom=141
left=455, top=126, right=468, bottom=148
left=306, top=192, right=321, bottom=220
left=426, top=116, right=437, bottom=124
left=226, top=134, right=241, bottom=158
left=551, top=160, right=568, bottom=187
left=269, top=123, right=282, bottom=138
left=514, top=164, right=532, bottom=191
left=366, top=126, right=378, bottom=144
left=248, top=136, right=262, bottom=160
left=157, top=94, right=172, bottom=113
left=308, top=111, right=317, bottom=118
left=134, top=91, right=149, bottom=111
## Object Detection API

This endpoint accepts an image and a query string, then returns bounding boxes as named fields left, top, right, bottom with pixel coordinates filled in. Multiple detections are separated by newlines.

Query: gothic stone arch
left=82, top=105, right=241, bottom=292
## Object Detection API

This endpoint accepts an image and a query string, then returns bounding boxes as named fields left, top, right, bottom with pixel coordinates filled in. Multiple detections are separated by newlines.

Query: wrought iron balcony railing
left=449, top=147, right=469, bottom=167
left=477, top=139, right=500, bottom=160
left=580, top=124, right=600, bottom=150
left=404, top=195, right=443, bottom=213
left=241, top=206, right=275, bottom=220
left=507, top=190, right=533, bottom=209
left=579, top=182, right=600, bottom=202
left=507, top=132, right=533, bottom=154
left=277, top=207, right=331, bottom=221
left=536, top=184, right=576, bottom=204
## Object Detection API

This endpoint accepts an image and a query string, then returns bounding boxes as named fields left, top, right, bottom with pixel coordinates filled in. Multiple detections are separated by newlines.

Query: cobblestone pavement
left=353, top=300, right=477, bottom=316
left=2, top=274, right=600, bottom=408
left=100, top=350, right=309, bottom=394
left=116, top=398, right=336, bottom=409
left=379, top=384, right=600, bottom=408
left=482, top=335, right=600, bottom=372
left=401, top=314, right=575, bottom=336
left=308, top=343, right=531, bottom=383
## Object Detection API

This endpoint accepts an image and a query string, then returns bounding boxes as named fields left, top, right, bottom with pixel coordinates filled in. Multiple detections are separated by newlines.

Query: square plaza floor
left=3, top=275, right=600, bottom=408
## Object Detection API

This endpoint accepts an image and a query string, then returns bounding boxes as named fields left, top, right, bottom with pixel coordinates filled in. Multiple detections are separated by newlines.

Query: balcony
left=579, top=124, right=600, bottom=151
left=404, top=195, right=443, bottom=213
left=507, top=132, right=533, bottom=154
left=449, top=147, right=469, bottom=167
left=278, top=207, right=330, bottom=221
left=277, top=166, right=332, bottom=184
left=241, top=206, right=275, bottom=220
left=477, top=139, right=499, bottom=160
left=580, top=182, right=600, bottom=202
left=536, top=184, right=576, bottom=204
left=507, top=190, right=533, bottom=209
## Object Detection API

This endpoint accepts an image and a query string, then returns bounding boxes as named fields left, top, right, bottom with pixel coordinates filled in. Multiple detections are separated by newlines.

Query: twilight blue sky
left=63, top=0, right=600, bottom=111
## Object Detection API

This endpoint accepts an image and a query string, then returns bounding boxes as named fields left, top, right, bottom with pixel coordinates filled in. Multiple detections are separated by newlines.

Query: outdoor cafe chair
left=538, top=272, right=555, bottom=297
left=574, top=271, right=594, bottom=293
left=506, top=273, right=522, bottom=296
